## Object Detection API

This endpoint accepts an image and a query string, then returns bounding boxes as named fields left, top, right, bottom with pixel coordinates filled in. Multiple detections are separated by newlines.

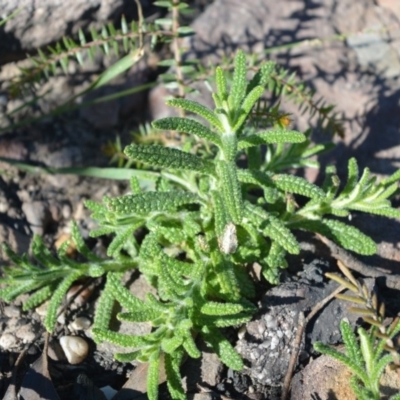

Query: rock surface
left=0, top=0, right=153, bottom=63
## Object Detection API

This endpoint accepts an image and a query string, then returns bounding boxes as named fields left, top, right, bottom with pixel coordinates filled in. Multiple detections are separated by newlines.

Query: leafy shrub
left=1, top=50, right=400, bottom=399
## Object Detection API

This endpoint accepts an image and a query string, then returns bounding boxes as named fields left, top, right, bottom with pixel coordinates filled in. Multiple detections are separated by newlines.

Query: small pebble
left=21, top=201, right=50, bottom=235
left=16, top=324, right=37, bottom=343
left=237, top=325, right=246, bottom=340
left=60, top=335, right=89, bottom=364
left=35, top=302, right=48, bottom=317
left=67, top=284, right=94, bottom=307
left=0, top=332, right=17, bottom=349
left=69, top=316, right=91, bottom=331
left=3, top=305, right=21, bottom=318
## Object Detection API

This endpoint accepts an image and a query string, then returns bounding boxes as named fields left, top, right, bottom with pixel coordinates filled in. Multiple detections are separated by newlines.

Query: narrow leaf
left=125, top=144, right=214, bottom=172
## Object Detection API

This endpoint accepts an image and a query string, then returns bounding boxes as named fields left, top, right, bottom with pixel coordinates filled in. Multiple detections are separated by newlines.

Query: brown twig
left=280, top=284, right=346, bottom=400
left=315, top=233, right=400, bottom=290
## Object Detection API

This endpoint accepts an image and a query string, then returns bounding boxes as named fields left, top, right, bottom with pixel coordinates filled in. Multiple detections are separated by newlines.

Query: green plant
left=1, top=50, right=400, bottom=399
left=314, top=262, right=400, bottom=400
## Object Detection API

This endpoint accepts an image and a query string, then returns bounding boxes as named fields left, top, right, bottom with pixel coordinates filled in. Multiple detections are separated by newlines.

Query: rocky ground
left=1, top=0, right=400, bottom=399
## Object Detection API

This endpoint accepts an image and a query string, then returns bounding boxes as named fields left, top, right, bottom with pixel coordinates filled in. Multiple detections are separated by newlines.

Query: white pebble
left=69, top=317, right=91, bottom=331
left=264, top=314, right=278, bottom=329
left=60, top=336, right=89, bottom=364
left=270, top=336, right=279, bottom=350
left=0, top=333, right=17, bottom=349
left=4, top=305, right=21, bottom=318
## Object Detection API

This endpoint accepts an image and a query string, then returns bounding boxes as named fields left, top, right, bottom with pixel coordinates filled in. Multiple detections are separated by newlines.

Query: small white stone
left=69, top=317, right=91, bottom=331
left=16, top=325, right=37, bottom=343
left=57, top=310, right=66, bottom=325
left=35, top=301, right=48, bottom=317
left=0, top=333, right=17, bottom=349
left=264, top=314, right=278, bottom=330
left=237, top=325, right=246, bottom=340
left=60, top=336, right=89, bottom=364
left=270, top=336, right=279, bottom=350
left=3, top=305, right=21, bottom=318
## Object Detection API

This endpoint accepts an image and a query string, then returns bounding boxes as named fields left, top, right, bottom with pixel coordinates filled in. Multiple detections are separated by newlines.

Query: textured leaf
left=44, top=271, right=83, bottom=332
left=201, top=326, right=243, bottom=370
left=212, top=252, right=240, bottom=301
left=272, top=174, right=325, bottom=198
left=107, top=191, right=200, bottom=216
left=107, top=224, right=140, bottom=257
left=262, top=215, right=300, bottom=255
left=165, top=352, right=186, bottom=400
left=166, top=99, right=223, bottom=132
left=229, top=50, right=247, bottom=109
left=71, top=222, right=101, bottom=262
left=125, top=144, right=214, bottom=172
left=92, top=328, right=155, bottom=348
left=23, top=284, right=54, bottom=311
left=217, top=161, right=243, bottom=224
left=246, top=61, right=275, bottom=94
left=233, top=85, right=264, bottom=131
left=147, top=352, right=161, bottom=400
left=341, top=157, right=359, bottom=196
left=340, top=321, right=364, bottom=367
left=92, top=273, right=120, bottom=335
left=220, top=131, right=238, bottom=161
left=215, top=66, right=228, bottom=101
left=238, top=129, right=305, bottom=149
left=314, top=342, right=369, bottom=384
left=153, top=117, right=221, bottom=145
left=200, top=301, right=244, bottom=316
left=291, top=218, right=376, bottom=255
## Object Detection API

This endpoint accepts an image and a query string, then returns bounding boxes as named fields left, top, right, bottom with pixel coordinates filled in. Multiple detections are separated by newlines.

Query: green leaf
left=23, top=284, right=55, bottom=311
left=92, top=328, right=155, bottom=348
left=233, top=85, right=264, bottom=131
left=370, top=354, right=394, bottom=389
left=272, top=174, right=325, bottom=198
left=341, top=157, right=359, bottom=196
left=217, top=161, right=243, bottom=224
left=215, top=67, right=228, bottom=101
left=212, top=252, right=240, bottom=301
left=211, top=190, right=232, bottom=238
left=153, top=1, right=172, bottom=7
left=201, top=326, right=243, bottom=370
left=161, top=336, right=183, bottom=354
left=92, top=273, right=119, bottom=335
left=147, top=352, right=161, bottom=400
left=238, top=129, right=305, bottom=149
left=229, top=50, right=247, bottom=109
left=340, top=321, right=363, bottom=368
left=153, top=116, right=221, bottom=145
left=165, top=352, right=186, bottom=400
left=107, top=223, right=142, bottom=257
left=291, top=218, right=376, bottom=255
left=44, top=271, right=83, bottom=332
left=71, top=222, right=101, bottom=262
left=200, top=301, right=244, bottom=316
left=262, top=215, right=300, bottom=255
left=166, top=99, right=224, bottom=132
left=91, top=50, right=143, bottom=90
left=107, top=191, right=200, bottom=216
left=177, top=26, right=195, bottom=35
left=125, top=144, right=214, bottom=173
left=314, top=342, right=369, bottom=384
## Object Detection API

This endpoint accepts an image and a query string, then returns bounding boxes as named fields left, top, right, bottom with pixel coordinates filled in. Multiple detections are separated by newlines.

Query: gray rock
left=0, top=332, right=18, bottom=349
left=236, top=278, right=369, bottom=386
left=0, top=0, right=151, bottom=61
left=21, top=200, right=51, bottom=235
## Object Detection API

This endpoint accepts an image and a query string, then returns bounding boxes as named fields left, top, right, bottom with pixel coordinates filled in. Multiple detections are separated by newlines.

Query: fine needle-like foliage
left=1, top=51, right=400, bottom=399
left=314, top=262, right=400, bottom=400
